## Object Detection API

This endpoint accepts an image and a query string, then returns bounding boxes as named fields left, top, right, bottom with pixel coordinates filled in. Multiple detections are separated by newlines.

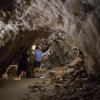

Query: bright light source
left=32, top=45, right=36, bottom=50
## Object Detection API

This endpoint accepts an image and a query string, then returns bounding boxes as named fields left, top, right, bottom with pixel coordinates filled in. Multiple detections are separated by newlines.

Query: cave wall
left=66, top=0, right=100, bottom=75
left=0, top=0, right=100, bottom=76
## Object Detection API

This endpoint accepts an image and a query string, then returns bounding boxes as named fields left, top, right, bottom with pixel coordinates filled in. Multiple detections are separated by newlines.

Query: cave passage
left=0, top=0, right=100, bottom=100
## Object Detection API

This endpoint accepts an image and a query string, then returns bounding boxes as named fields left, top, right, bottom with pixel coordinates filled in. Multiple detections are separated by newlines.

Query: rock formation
left=0, top=0, right=100, bottom=76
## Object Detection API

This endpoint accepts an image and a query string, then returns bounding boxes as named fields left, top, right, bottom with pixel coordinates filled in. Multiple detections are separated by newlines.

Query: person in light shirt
left=33, top=45, right=43, bottom=77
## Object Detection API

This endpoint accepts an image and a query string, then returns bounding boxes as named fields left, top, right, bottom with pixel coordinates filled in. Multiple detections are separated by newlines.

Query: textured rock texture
left=0, top=0, right=100, bottom=76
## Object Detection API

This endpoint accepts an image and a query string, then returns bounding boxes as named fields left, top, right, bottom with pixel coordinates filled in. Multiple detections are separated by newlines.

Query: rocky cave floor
left=22, top=57, right=100, bottom=100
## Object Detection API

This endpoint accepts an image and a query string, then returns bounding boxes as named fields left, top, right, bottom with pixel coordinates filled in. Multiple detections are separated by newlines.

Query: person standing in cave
left=33, top=45, right=43, bottom=78
left=17, top=48, right=29, bottom=78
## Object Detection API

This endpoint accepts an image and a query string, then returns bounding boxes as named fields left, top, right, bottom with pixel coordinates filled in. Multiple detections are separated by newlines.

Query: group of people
left=17, top=45, right=43, bottom=78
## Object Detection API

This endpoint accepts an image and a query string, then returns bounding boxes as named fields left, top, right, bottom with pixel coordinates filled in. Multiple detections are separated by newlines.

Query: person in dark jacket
left=17, top=48, right=29, bottom=78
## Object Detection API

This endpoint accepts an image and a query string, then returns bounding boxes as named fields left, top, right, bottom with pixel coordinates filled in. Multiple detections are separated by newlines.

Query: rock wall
left=65, top=0, right=100, bottom=75
left=0, top=0, right=100, bottom=76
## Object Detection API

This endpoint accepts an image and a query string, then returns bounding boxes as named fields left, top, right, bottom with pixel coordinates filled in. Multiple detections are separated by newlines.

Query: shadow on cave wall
left=0, top=0, right=15, bottom=11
